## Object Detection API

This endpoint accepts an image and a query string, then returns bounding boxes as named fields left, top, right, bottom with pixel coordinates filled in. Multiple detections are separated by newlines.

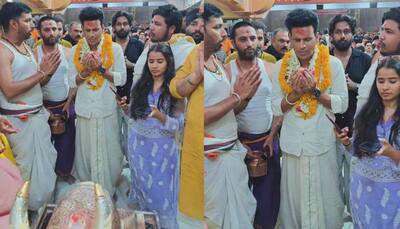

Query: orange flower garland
left=278, top=44, right=332, bottom=119
left=74, top=33, right=114, bottom=90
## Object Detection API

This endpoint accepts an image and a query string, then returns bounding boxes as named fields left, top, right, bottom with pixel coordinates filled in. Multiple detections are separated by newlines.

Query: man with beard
left=68, top=7, right=126, bottom=196
left=266, top=28, right=290, bottom=61
left=225, top=21, right=276, bottom=64
left=64, top=21, right=82, bottom=46
left=33, top=16, right=77, bottom=183
left=203, top=4, right=261, bottom=228
left=0, top=2, right=61, bottom=212
left=357, top=7, right=400, bottom=113
left=271, top=9, right=348, bottom=228
left=112, top=11, right=144, bottom=100
left=133, top=4, right=195, bottom=86
left=34, top=16, right=72, bottom=48
left=185, top=7, right=204, bottom=44
left=328, top=14, right=371, bottom=215
left=225, top=20, right=282, bottom=229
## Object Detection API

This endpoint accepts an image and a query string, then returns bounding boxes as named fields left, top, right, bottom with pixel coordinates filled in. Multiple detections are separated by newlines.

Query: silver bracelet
left=186, top=77, right=197, bottom=86
left=232, top=92, right=241, bottom=106
left=37, top=69, right=46, bottom=78
left=285, top=94, right=296, bottom=105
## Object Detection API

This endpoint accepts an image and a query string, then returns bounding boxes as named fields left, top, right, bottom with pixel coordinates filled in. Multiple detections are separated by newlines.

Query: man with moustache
left=64, top=21, right=82, bottom=46
left=266, top=28, right=290, bottom=61
left=225, top=20, right=282, bottom=229
left=34, top=16, right=72, bottom=48
left=271, top=9, right=348, bottom=228
left=112, top=11, right=144, bottom=100
left=33, top=16, right=77, bottom=182
left=68, top=7, right=126, bottom=195
left=328, top=14, right=371, bottom=214
left=357, top=7, right=400, bottom=113
left=0, top=2, right=61, bottom=211
left=225, top=21, right=276, bottom=64
left=185, top=7, right=204, bottom=44
left=133, top=4, right=195, bottom=86
left=203, top=4, right=261, bottom=228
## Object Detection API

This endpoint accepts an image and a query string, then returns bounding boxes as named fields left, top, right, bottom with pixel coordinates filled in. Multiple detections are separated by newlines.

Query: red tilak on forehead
left=293, top=28, right=307, bottom=36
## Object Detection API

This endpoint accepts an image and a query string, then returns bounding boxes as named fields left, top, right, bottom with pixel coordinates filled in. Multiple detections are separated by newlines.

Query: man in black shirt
left=63, top=22, right=82, bottom=46
left=112, top=11, right=144, bottom=100
left=265, top=28, right=289, bottom=60
left=329, top=14, right=371, bottom=217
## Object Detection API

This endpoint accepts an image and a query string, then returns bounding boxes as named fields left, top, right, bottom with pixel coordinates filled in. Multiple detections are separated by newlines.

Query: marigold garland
left=74, top=33, right=114, bottom=90
left=278, top=44, right=332, bottom=119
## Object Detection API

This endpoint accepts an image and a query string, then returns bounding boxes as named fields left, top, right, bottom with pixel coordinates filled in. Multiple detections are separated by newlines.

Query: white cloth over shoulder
left=356, top=62, right=378, bottom=114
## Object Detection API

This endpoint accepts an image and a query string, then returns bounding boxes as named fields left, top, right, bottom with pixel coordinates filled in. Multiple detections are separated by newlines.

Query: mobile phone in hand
left=325, top=114, right=342, bottom=133
left=109, top=86, right=121, bottom=100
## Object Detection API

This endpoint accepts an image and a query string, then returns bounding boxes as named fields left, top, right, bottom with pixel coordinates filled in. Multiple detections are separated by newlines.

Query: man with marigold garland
left=68, top=7, right=126, bottom=196
left=270, top=9, right=348, bottom=228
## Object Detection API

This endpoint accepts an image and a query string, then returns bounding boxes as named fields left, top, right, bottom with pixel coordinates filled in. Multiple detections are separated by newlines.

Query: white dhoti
left=205, top=142, right=257, bottom=229
left=73, top=111, right=124, bottom=195
left=279, top=149, right=344, bottom=229
left=6, top=108, right=57, bottom=210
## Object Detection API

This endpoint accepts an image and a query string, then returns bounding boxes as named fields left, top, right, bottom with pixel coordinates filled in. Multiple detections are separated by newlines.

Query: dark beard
left=380, top=42, right=400, bottom=56
left=332, top=39, right=352, bottom=51
left=43, top=36, right=58, bottom=46
left=188, top=31, right=203, bottom=44
left=238, top=48, right=257, bottom=60
left=116, top=30, right=129, bottom=39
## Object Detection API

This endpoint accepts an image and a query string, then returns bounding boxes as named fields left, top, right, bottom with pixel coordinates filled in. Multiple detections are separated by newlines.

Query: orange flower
left=278, top=45, right=332, bottom=119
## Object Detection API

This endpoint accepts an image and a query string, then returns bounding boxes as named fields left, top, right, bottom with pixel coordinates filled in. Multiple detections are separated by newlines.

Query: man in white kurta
left=68, top=7, right=127, bottom=195
left=271, top=9, right=348, bottom=229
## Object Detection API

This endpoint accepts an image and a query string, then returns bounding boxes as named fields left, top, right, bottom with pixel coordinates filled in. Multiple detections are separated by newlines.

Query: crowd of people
left=0, top=1, right=399, bottom=229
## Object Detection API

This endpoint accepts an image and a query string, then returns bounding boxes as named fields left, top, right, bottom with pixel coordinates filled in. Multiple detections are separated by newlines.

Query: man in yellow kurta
left=170, top=42, right=204, bottom=227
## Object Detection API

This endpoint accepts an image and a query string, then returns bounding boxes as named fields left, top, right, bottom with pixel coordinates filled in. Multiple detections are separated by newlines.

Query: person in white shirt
left=68, top=7, right=126, bottom=195
left=132, top=4, right=195, bottom=88
left=34, top=15, right=77, bottom=182
left=0, top=2, right=61, bottom=211
left=225, top=20, right=282, bottom=229
left=357, top=7, right=400, bottom=114
left=204, top=4, right=260, bottom=228
left=271, top=9, right=348, bottom=228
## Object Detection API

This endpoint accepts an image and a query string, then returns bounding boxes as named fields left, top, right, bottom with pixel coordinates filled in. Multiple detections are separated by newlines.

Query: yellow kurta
left=169, top=44, right=204, bottom=221
left=0, top=134, right=15, bottom=164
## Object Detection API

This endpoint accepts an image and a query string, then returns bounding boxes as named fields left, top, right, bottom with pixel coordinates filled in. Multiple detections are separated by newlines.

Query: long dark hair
left=130, top=43, right=177, bottom=120
left=353, top=56, right=400, bottom=158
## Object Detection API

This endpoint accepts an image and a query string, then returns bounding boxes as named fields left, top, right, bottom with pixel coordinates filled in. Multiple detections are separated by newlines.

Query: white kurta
left=0, top=40, right=57, bottom=211
left=271, top=52, right=348, bottom=228
left=204, top=62, right=256, bottom=229
left=68, top=38, right=127, bottom=195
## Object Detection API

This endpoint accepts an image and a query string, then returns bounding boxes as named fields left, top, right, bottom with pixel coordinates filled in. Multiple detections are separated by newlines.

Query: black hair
left=382, top=7, right=400, bottom=30
left=284, top=8, right=319, bottom=34
left=353, top=56, right=400, bottom=158
left=79, top=7, right=104, bottom=26
left=252, top=21, right=266, bottom=33
left=0, top=2, right=32, bottom=33
left=328, top=14, right=356, bottom=36
left=54, top=15, right=64, bottom=24
left=152, top=4, right=182, bottom=34
left=130, top=43, right=178, bottom=120
left=185, top=8, right=201, bottom=26
left=203, top=3, right=223, bottom=23
left=230, top=20, right=254, bottom=40
left=112, top=11, right=133, bottom=27
left=37, top=15, right=56, bottom=31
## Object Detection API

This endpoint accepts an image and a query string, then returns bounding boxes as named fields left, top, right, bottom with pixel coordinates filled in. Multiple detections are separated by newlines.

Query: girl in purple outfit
left=337, top=56, right=400, bottom=228
left=120, top=43, right=183, bottom=229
